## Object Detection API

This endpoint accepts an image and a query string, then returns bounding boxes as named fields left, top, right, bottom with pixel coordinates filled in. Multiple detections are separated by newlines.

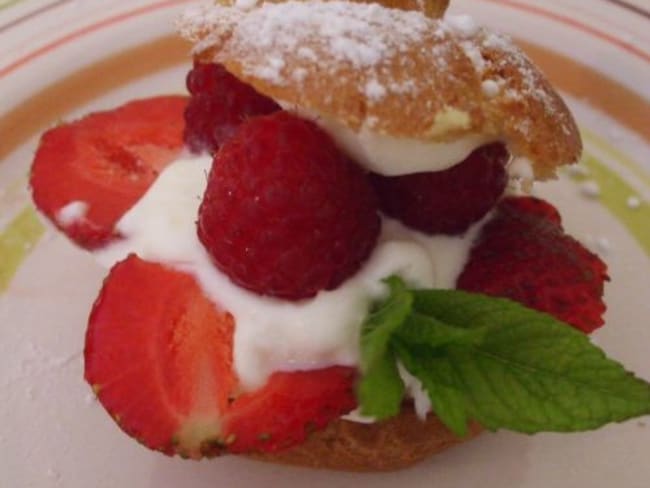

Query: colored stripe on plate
left=604, top=0, right=650, bottom=20
left=579, top=152, right=650, bottom=257
left=582, top=129, right=650, bottom=190
left=0, top=0, right=71, bottom=34
left=0, top=0, right=26, bottom=11
left=0, top=0, right=193, bottom=78
left=0, top=205, right=44, bottom=292
left=0, top=35, right=187, bottom=162
left=481, top=0, right=650, bottom=62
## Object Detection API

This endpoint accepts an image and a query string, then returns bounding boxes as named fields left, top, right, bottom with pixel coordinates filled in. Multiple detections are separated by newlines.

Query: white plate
left=1, top=1, right=649, bottom=487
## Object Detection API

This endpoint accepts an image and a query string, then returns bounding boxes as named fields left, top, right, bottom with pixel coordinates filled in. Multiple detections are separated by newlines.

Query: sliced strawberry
left=85, top=254, right=237, bottom=457
left=223, top=367, right=357, bottom=453
left=85, top=255, right=356, bottom=458
left=457, top=196, right=609, bottom=333
left=30, top=96, right=188, bottom=249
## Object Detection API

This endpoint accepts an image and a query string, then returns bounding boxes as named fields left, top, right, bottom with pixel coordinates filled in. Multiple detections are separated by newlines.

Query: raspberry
left=186, top=61, right=230, bottom=95
left=500, top=193, right=562, bottom=225
left=369, top=143, right=509, bottom=235
left=197, top=111, right=381, bottom=300
left=457, top=197, right=608, bottom=333
left=183, top=62, right=280, bottom=154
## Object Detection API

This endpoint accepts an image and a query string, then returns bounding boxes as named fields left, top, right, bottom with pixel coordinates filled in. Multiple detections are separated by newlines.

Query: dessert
left=28, top=0, right=650, bottom=472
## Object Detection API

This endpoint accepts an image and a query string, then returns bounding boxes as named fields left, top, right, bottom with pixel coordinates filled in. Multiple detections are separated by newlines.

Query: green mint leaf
left=393, top=339, right=471, bottom=436
left=357, top=278, right=650, bottom=436
left=390, top=311, right=488, bottom=436
left=356, top=276, right=411, bottom=418
left=397, top=312, right=487, bottom=349
left=357, top=347, right=404, bottom=419
left=359, top=276, right=412, bottom=372
left=412, top=288, right=523, bottom=330
left=404, top=290, right=650, bottom=434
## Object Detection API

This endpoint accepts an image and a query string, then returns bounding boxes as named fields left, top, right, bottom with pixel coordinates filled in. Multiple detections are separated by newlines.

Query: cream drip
left=95, top=155, right=486, bottom=391
left=280, top=102, right=494, bottom=176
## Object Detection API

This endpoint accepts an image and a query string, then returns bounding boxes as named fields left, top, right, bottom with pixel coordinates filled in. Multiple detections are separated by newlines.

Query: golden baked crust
left=217, top=0, right=450, bottom=18
left=178, top=1, right=581, bottom=179
left=361, top=0, right=449, bottom=18
left=250, top=406, right=482, bottom=471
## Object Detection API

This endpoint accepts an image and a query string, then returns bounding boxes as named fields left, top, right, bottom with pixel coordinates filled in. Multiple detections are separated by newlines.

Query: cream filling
left=95, top=155, right=487, bottom=393
left=279, top=102, right=494, bottom=176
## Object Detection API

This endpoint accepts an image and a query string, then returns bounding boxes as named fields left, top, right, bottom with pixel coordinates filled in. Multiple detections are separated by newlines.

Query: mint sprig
left=357, top=276, right=650, bottom=436
left=357, top=277, right=410, bottom=418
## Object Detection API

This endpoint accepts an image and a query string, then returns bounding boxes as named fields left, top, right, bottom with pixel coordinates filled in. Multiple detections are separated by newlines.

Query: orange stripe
left=0, top=38, right=648, bottom=162
left=0, top=35, right=188, bottom=162
left=3, top=0, right=649, bottom=81
left=481, top=0, right=650, bottom=63
left=518, top=40, right=650, bottom=144
left=0, top=0, right=193, bottom=79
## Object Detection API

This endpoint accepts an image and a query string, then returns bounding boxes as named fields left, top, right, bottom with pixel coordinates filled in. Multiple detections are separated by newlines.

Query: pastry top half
left=178, top=0, right=581, bottom=179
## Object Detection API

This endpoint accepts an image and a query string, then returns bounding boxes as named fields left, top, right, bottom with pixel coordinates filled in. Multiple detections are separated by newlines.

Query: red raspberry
left=186, top=61, right=230, bottom=95
left=369, top=143, right=509, bottom=235
left=197, top=111, right=381, bottom=300
left=183, top=62, right=280, bottom=154
left=457, top=196, right=608, bottom=333
left=499, top=193, right=562, bottom=225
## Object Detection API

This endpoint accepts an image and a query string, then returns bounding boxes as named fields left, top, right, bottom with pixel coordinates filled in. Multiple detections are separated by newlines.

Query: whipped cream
left=341, top=361, right=433, bottom=423
left=95, top=155, right=486, bottom=390
left=507, top=156, right=535, bottom=193
left=56, top=201, right=88, bottom=227
left=280, top=102, right=494, bottom=176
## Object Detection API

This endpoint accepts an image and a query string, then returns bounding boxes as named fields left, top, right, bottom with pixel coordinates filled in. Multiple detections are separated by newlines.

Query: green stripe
left=0, top=0, right=26, bottom=10
left=0, top=206, right=45, bottom=292
left=582, top=129, right=650, bottom=190
left=579, top=152, right=650, bottom=257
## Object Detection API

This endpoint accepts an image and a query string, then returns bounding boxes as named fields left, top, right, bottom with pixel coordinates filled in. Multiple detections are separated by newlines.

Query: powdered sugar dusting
left=181, top=1, right=430, bottom=86
left=179, top=2, right=579, bottom=169
left=481, top=31, right=557, bottom=116
left=178, top=4, right=246, bottom=54
left=242, top=1, right=430, bottom=84
left=297, top=46, right=318, bottom=62
left=481, top=79, right=501, bottom=98
left=459, top=40, right=485, bottom=73
left=234, top=0, right=258, bottom=10
left=445, top=14, right=479, bottom=38
left=364, top=79, right=387, bottom=101
left=180, top=3, right=565, bottom=123
left=440, top=14, right=561, bottom=126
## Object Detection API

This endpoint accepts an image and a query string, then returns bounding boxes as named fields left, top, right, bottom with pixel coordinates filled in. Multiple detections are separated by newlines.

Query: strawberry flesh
left=223, top=367, right=357, bottom=453
left=30, top=96, right=187, bottom=249
left=85, top=255, right=357, bottom=458
left=85, top=254, right=237, bottom=457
